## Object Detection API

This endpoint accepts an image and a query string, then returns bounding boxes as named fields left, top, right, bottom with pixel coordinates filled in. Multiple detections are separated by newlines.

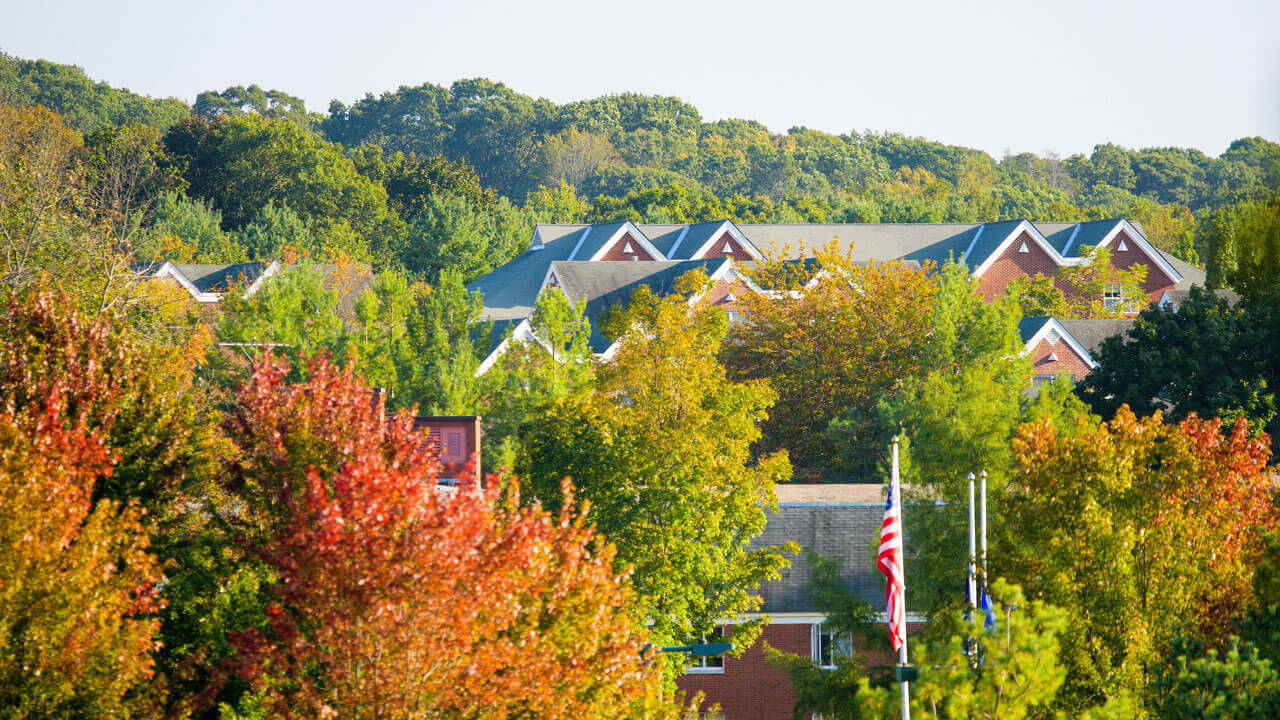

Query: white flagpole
left=980, top=471, right=988, bottom=590
left=967, top=472, right=977, bottom=617
left=893, top=438, right=910, bottom=720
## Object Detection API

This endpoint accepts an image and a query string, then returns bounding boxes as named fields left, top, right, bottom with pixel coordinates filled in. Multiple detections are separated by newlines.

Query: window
left=726, top=310, right=744, bottom=324
left=689, top=628, right=726, bottom=673
left=1103, top=282, right=1123, bottom=310
left=812, top=623, right=852, bottom=669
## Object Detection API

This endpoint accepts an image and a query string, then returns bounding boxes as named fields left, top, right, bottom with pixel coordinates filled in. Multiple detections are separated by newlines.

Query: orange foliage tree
left=0, top=337, right=164, bottom=716
left=224, top=354, right=672, bottom=720
left=1000, top=407, right=1278, bottom=713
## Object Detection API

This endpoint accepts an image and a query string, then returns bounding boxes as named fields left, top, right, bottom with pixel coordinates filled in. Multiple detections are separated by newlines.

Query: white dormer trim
left=474, top=318, right=534, bottom=376
left=1060, top=223, right=1083, bottom=256
left=153, top=261, right=280, bottom=303
left=538, top=264, right=561, bottom=295
left=153, top=261, right=219, bottom=302
left=971, top=220, right=1059, bottom=278
left=566, top=226, right=593, bottom=261
left=1021, top=317, right=1098, bottom=370
left=666, top=226, right=691, bottom=259
left=959, top=224, right=986, bottom=266
left=244, top=261, right=282, bottom=298
left=687, top=221, right=765, bottom=261
left=585, top=221, right=663, bottom=262
left=529, top=227, right=544, bottom=251
left=1093, top=219, right=1181, bottom=285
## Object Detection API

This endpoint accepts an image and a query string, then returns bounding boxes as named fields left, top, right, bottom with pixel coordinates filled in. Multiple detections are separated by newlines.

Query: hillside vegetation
left=3, top=49, right=1277, bottom=282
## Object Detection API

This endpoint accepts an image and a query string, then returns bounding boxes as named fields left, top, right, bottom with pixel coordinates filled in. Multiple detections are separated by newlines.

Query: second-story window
left=812, top=623, right=851, bottom=669
left=1103, top=282, right=1123, bottom=310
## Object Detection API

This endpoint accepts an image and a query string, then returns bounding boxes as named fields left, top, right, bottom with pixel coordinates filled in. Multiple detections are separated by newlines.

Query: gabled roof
left=553, top=258, right=730, bottom=352
left=146, top=261, right=281, bottom=302
left=1017, top=315, right=1135, bottom=369
left=1057, top=318, right=1136, bottom=356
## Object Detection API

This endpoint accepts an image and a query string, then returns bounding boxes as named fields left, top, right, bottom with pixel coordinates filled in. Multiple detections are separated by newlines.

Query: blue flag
left=981, top=589, right=997, bottom=633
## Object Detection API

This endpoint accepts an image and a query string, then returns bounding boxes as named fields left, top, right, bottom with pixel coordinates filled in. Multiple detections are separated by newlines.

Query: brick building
left=677, top=484, right=924, bottom=720
left=467, top=218, right=1205, bottom=373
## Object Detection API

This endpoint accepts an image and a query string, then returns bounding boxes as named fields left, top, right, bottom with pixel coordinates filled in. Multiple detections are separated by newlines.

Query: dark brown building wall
left=598, top=232, right=657, bottom=261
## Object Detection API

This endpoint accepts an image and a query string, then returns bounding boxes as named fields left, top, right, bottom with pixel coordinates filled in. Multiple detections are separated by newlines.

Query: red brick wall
left=976, top=231, right=1058, bottom=300
left=976, top=229, right=1176, bottom=312
left=1107, top=230, right=1176, bottom=304
left=678, top=623, right=807, bottom=720
left=694, top=231, right=756, bottom=261
left=598, top=232, right=657, bottom=261
left=1027, top=338, right=1093, bottom=381
left=677, top=621, right=927, bottom=720
left=697, top=278, right=751, bottom=317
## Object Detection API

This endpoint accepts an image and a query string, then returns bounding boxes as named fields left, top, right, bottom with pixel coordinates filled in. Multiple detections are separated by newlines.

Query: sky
left=3, top=0, right=1279, bottom=159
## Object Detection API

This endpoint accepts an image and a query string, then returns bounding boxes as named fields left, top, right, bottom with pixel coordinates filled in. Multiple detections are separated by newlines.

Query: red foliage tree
left=225, top=354, right=671, bottom=720
left=1002, top=407, right=1278, bottom=711
left=0, top=363, right=164, bottom=716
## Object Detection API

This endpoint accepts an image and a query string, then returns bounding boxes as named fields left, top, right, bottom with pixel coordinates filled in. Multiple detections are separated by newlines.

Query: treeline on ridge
left=3, top=48, right=1278, bottom=286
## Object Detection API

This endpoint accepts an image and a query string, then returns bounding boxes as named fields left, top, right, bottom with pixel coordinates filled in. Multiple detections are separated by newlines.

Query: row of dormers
left=531, top=219, right=1189, bottom=277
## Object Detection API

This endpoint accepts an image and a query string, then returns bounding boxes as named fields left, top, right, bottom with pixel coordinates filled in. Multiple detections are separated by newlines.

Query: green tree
left=724, top=251, right=937, bottom=480
left=1154, top=637, right=1280, bottom=720
left=193, top=84, right=320, bottom=129
left=1077, top=286, right=1278, bottom=444
left=162, top=114, right=402, bottom=261
left=147, top=190, right=248, bottom=262
left=395, top=193, right=530, bottom=282
left=1206, top=195, right=1280, bottom=302
left=848, top=583, right=1102, bottom=720
left=237, top=199, right=312, bottom=260
left=877, top=262, right=1092, bottom=611
left=481, top=287, right=596, bottom=471
left=519, top=271, right=792, bottom=652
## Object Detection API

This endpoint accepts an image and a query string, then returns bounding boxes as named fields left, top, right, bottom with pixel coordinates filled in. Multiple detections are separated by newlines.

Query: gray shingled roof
left=1058, top=319, right=1137, bottom=355
left=1018, top=316, right=1136, bottom=357
left=751, top=485, right=889, bottom=613
left=553, top=258, right=729, bottom=352
left=174, top=263, right=273, bottom=292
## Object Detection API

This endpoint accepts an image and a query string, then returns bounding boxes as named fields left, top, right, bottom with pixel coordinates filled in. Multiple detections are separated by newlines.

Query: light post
left=638, top=642, right=734, bottom=663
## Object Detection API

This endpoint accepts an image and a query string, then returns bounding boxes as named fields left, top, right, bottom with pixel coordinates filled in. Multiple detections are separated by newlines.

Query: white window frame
left=1103, top=282, right=1123, bottom=310
left=812, top=623, right=851, bottom=670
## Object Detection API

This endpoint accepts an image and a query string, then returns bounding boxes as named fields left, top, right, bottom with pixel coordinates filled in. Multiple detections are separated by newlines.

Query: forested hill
left=3, top=49, right=1278, bottom=280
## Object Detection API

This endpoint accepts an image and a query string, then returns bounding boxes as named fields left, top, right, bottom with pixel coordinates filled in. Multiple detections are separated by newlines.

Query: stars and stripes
left=877, top=473, right=906, bottom=651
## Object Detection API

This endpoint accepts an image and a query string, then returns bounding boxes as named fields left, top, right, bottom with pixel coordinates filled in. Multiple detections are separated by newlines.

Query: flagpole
left=893, top=437, right=910, bottom=720
left=980, top=470, right=988, bottom=590
left=967, top=472, right=977, bottom=663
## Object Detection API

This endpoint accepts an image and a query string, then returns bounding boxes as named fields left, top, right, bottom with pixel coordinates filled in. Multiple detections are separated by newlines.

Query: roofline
left=686, top=220, right=766, bottom=262
left=584, top=220, right=665, bottom=262
left=971, top=220, right=1059, bottom=278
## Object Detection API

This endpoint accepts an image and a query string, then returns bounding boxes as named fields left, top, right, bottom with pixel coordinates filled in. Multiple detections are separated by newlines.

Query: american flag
left=877, top=474, right=906, bottom=651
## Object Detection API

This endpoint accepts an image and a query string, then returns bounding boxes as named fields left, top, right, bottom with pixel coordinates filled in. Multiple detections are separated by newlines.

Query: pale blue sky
left=3, top=0, right=1278, bottom=158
